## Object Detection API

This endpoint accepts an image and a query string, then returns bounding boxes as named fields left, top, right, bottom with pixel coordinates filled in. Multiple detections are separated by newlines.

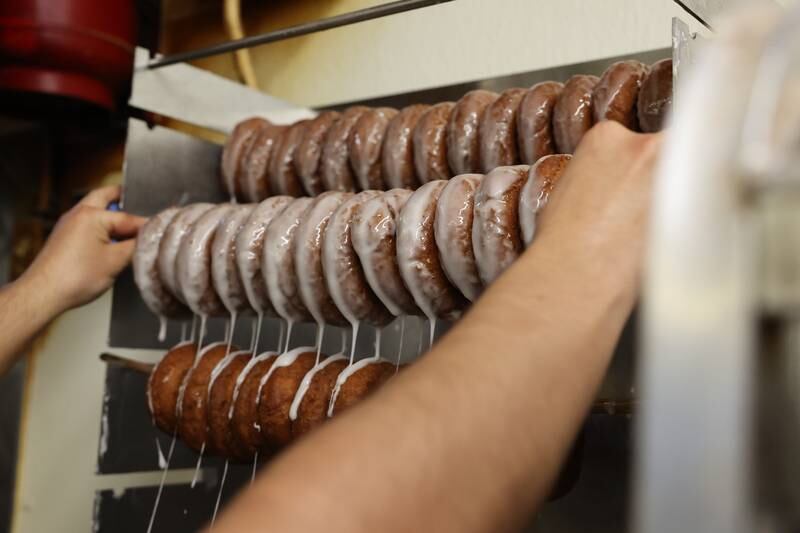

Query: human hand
left=20, top=185, right=147, bottom=315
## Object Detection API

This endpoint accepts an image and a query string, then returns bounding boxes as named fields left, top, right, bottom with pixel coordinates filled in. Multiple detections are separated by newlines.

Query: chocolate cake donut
left=349, top=107, right=398, bottom=191
left=472, top=165, right=530, bottom=285
left=447, top=90, right=498, bottom=175
left=517, top=81, right=563, bottom=164
left=235, top=197, right=293, bottom=315
left=290, top=354, right=348, bottom=437
left=262, top=197, right=315, bottom=324
left=413, top=102, right=455, bottom=183
left=242, top=123, right=286, bottom=202
left=206, top=349, right=252, bottom=459
left=221, top=117, right=269, bottom=202
left=147, top=341, right=197, bottom=434
left=382, top=104, right=429, bottom=189
left=519, top=154, right=571, bottom=246
left=351, top=189, right=420, bottom=316
left=328, top=357, right=396, bottom=416
left=229, top=351, right=279, bottom=455
left=434, top=174, right=484, bottom=301
left=320, top=106, right=369, bottom=192
left=553, top=74, right=599, bottom=154
left=294, top=192, right=352, bottom=327
left=322, top=191, right=394, bottom=328
left=592, top=60, right=649, bottom=130
left=295, top=111, right=340, bottom=196
left=211, top=204, right=254, bottom=316
left=157, top=203, right=214, bottom=305
left=479, top=88, right=527, bottom=172
left=269, top=120, right=310, bottom=198
left=397, top=180, right=467, bottom=321
left=637, top=58, right=672, bottom=133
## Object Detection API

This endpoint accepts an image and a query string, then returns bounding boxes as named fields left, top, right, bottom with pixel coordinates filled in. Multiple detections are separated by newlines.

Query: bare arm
left=212, top=122, right=661, bottom=533
left=0, top=186, right=146, bottom=375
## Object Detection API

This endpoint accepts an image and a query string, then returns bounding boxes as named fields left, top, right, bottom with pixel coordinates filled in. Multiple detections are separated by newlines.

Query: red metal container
left=0, top=0, right=136, bottom=111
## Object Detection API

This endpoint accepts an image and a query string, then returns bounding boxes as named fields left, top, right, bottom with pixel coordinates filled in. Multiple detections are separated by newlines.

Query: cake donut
left=553, top=74, right=599, bottom=154
left=229, top=351, right=279, bottom=455
left=592, top=60, right=649, bottom=130
left=175, top=204, right=235, bottom=317
left=147, top=341, right=197, bottom=434
left=413, top=102, right=455, bottom=183
left=349, top=107, right=398, bottom=191
left=262, top=197, right=315, bottom=324
left=206, top=349, right=253, bottom=459
left=221, top=117, right=269, bottom=201
left=295, top=111, right=340, bottom=196
left=351, top=189, right=420, bottom=316
left=256, top=346, right=317, bottom=448
left=519, top=154, right=571, bottom=246
left=133, top=206, right=189, bottom=321
left=328, top=357, right=397, bottom=417
left=211, top=204, right=255, bottom=316
left=269, top=120, right=310, bottom=198
left=637, top=58, right=672, bottom=133
left=479, top=88, right=527, bottom=172
left=516, top=81, right=563, bottom=164
left=235, top=196, right=293, bottom=315
left=320, top=106, right=369, bottom=192
left=434, top=174, right=484, bottom=301
left=397, top=180, right=467, bottom=321
left=294, top=192, right=352, bottom=327
left=290, top=354, right=348, bottom=438
left=177, top=342, right=238, bottom=452
left=242, top=123, right=287, bottom=202
left=472, top=165, right=530, bottom=285
left=157, top=203, right=214, bottom=305
left=381, top=104, right=429, bottom=189
left=322, top=191, right=394, bottom=328
left=447, top=90, right=498, bottom=175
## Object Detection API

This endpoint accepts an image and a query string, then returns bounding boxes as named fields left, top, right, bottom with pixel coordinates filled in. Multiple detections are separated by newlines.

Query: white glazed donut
left=157, top=203, right=214, bottom=305
left=434, top=174, right=484, bottom=302
left=211, top=204, right=255, bottom=315
left=519, top=154, right=571, bottom=246
left=221, top=118, right=269, bottom=202
left=349, top=107, right=398, bottom=191
left=472, top=165, right=530, bottom=285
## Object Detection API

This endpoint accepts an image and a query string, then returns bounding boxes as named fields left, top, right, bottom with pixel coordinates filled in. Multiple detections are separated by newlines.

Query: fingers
left=79, top=185, right=122, bottom=208
left=106, top=239, right=137, bottom=276
left=98, top=210, right=148, bottom=240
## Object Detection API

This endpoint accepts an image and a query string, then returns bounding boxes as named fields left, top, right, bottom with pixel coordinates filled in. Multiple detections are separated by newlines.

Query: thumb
left=99, top=211, right=148, bottom=240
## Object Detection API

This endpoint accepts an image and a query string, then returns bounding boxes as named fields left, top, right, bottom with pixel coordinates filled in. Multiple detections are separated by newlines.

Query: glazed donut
left=133, top=206, right=189, bottom=321
left=157, top=203, right=214, bottom=305
left=211, top=204, right=255, bottom=316
left=472, top=165, right=530, bottom=285
left=147, top=341, right=197, bottom=434
left=397, top=180, right=467, bottom=321
left=349, top=107, right=398, bottom=191
left=413, top=102, right=455, bottom=183
left=351, top=189, right=420, bottom=316
left=637, top=58, right=672, bottom=133
left=206, top=349, right=252, bottom=459
left=229, top=351, right=279, bottom=455
left=175, top=204, right=235, bottom=317
left=517, top=81, right=563, bottom=164
left=295, top=111, right=340, bottom=196
left=447, top=90, right=498, bottom=175
left=235, top=197, right=293, bottom=315
left=479, top=88, right=527, bottom=172
left=294, top=192, right=352, bottom=327
left=519, top=154, right=571, bottom=246
left=381, top=104, right=429, bottom=189
left=269, top=120, right=310, bottom=198
left=322, top=191, right=394, bottom=328
left=553, top=74, right=599, bottom=154
left=592, top=60, right=649, bottom=130
left=328, top=357, right=396, bottom=416
left=434, top=174, right=484, bottom=301
left=320, top=106, right=369, bottom=192
left=262, top=197, right=315, bottom=324
left=177, top=342, right=238, bottom=452
left=290, top=354, right=348, bottom=438
left=221, top=117, right=269, bottom=201
left=242, top=123, right=286, bottom=202
left=256, top=347, right=317, bottom=448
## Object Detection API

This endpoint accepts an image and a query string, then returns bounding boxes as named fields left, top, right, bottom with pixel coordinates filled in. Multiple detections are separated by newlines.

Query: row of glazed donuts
left=220, top=58, right=670, bottom=201
left=133, top=154, right=572, bottom=339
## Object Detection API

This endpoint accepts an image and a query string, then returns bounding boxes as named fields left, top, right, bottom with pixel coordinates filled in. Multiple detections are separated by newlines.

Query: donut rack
left=95, top=2, right=705, bottom=531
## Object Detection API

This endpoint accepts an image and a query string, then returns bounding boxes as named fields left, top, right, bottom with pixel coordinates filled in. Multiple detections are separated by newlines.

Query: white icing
left=133, top=206, right=182, bottom=317
left=176, top=338, right=222, bottom=418
left=212, top=205, right=254, bottom=314
left=327, top=355, right=386, bottom=418
left=255, top=346, right=315, bottom=412
left=157, top=204, right=214, bottom=303
left=208, top=349, right=251, bottom=399
left=210, top=459, right=229, bottom=529
left=191, top=442, right=205, bottom=488
left=146, top=340, right=195, bottom=418
left=146, top=433, right=177, bottom=533
left=228, top=350, right=279, bottom=420
left=288, top=353, right=347, bottom=421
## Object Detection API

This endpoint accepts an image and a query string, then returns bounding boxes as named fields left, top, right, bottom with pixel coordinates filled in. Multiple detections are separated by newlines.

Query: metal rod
left=147, top=0, right=456, bottom=69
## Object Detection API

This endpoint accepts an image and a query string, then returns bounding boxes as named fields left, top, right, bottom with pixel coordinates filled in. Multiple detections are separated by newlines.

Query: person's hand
left=20, top=185, right=147, bottom=315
